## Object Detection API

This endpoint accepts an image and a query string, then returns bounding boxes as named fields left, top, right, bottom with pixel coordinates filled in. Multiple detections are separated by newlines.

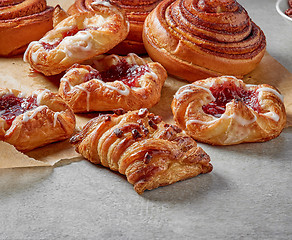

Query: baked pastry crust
left=0, top=0, right=54, bottom=57
left=68, top=0, right=163, bottom=55
left=171, top=76, right=287, bottom=145
left=59, top=53, right=167, bottom=113
left=23, top=1, right=129, bottom=76
left=0, top=88, right=76, bottom=152
left=143, top=0, right=266, bottom=81
left=70, top=108, right=212, bottom=194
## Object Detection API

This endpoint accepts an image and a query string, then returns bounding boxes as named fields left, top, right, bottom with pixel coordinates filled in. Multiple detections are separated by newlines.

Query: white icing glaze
left=257, top=87, right=284, bottom=102
left=91, top=0, right=112, bottom=8
left=260, top=112, right=280, bottom=122
left=174, top=87, right=195, bottom=100
left=53, top=112, right=60, bottom=127
left=75, top=85, right=91, bottom=111
left=23, top=41, right=38, bottom=62
left=22, top=106, right=46, bottom=122
left=95, top=79, right=130, bottom=96
left=34, top=89, right=51, bottom=105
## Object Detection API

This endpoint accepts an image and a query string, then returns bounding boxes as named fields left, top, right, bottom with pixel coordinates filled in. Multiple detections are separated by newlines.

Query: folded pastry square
left=0, top=0, right=54, bottom=56
left=143, top=0, right=266, bottom=81
left=68, top=0, right=163, bottom=55
left=59, top=53, right=167, bottom=113
left=171, top=76, right=286, bottom=145
left=23, top=0, right=129, bottom=76
left=70, top=108, right=212, bottom=194
left=0, top=88, right=76, bottom=152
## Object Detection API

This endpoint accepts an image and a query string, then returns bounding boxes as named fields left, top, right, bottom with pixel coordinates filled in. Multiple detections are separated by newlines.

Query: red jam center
left=85, top=59, right=148, bottom=88
left=0, top=94, right=38, bottom=126
left=202, top=81, right=261, bottom=118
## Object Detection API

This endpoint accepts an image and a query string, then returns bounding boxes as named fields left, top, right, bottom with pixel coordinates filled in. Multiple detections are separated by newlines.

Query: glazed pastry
left=0, top=88, right=76, bottom=152
left=171, top=76, right=286, bottom=145
left=23, top=1, right=129, bottom=76
left=143, top=0, right=266, bottom=81
left=0, top=0, right=54, bottom=57
left=70, top=108, right=212, bottom=194
left=59, top=53, right=167, bottom=113
left=68, top=0, right=163, bottom=55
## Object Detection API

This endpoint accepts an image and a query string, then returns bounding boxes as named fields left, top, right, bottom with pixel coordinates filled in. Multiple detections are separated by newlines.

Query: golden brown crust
left=70, top=109, right=212, bottom=194
left=0, top=88, right=76, bottom=152
left=0, top=0, right=54, bottom=57
left=23, top=1, right=129, bottom=76
left=58, top=53, right=167, bottom=113
left=171, top=76, right=287, bottom=145
left=143, top=0, right=266, bottom=82
left=68, top=0, right=163, bottom=55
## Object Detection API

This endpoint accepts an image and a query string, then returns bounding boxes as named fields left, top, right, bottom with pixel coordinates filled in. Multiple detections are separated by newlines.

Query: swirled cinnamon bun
left=143, top=0, right=266, bottom=81
left=59, top=53, right=167, bottom=112
left=70, top=108, right=212, bottom=194
left=23, top=1, right=129, bottom=76
left=0, top=0, right=54, bottom=56
left=171, top=76, right=286, bottom=145
left=0, top=88, right=76, bottom=152
left=68, top=0, right=163, bottom=55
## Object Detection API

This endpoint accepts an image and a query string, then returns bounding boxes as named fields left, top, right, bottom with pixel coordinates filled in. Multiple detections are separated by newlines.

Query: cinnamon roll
left=171, top=76, right=286, bottom=145
left=0, top=0, right=54, bottom=57
left=143, top=0, right=266, bottom=81
left=70, top=108, right=212, bottom=194
left=59, top=53, right=167, bottom=112
left=0, top=88, right=76, bottom=152
left=23, top=1, right=129, bottom=76
left=68, top=0, right=163, bottom=55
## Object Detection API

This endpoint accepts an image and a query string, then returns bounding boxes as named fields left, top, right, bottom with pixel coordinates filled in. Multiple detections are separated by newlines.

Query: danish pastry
left=0, top=0, right=54, bottom=56
left=23, top=1, right=129, bottom=76
left=171, top=76, right=286, bottom=145
left=70, top=108, right=212, bottom=194
left=143, top=0, right=266, bottom=81
left=68, top=0, right=163, bottom=55
left=0, top=88, right=76, bottom=152
left=59, top=53, right=167, bottom=113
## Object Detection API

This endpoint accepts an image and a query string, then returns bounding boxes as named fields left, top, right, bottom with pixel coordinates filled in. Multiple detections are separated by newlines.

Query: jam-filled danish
left=59, top=53, right=167, bottom=113
left=70, top=108, right=212, bottom=194
left=23, top=0, right=129, bottom=76
left=171, top=76, right=286, bottom=145
left=0, top=88, right=75, bottom=152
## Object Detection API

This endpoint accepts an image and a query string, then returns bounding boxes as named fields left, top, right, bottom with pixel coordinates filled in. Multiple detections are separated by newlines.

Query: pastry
left=0, top=88, right=76, bottom=152
left=23, top=1, right=129, bottom=76
left=0, top=0, right=54, bottom=57
left=143, top=0, right=266, bottom=82
left=70, top=108, right=212, bottom=194
left=171, top=76, right=287, bottom=145
left=68, top=0, right=163, bottom=55
left=59, top=53, right=167, bottom=113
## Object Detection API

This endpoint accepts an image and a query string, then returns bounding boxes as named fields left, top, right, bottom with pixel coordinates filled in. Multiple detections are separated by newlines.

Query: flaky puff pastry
left=171, top=76, right=286, bottom=145
left=0, top=88, right=76, bottom=152
left=70, top=108, right=212, bottom=194
left=68, top=0, right=163, bottom=55
left=23, top=0, right=129, bottom=76
left=59, top=53, right=167, bottom=113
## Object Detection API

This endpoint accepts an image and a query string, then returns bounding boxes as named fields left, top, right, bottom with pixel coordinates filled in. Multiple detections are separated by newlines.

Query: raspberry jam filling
left=202, top=81, right=261, bottom=118
left=85, top=59, right=149, bottom=88
left=0, top=94, right=38, bottom=126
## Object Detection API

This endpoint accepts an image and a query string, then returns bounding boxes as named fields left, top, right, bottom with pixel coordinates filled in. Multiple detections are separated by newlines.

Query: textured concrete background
left=0, top=0, right=291, bottom=239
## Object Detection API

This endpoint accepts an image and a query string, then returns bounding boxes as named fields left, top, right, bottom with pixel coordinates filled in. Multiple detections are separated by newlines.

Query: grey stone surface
left=0, top=0, right=291, bottom=239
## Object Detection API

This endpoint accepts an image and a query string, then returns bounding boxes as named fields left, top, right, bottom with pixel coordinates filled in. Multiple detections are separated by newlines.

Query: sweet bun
left=171, top=76, right=286, bottom=145
left=0, top=0, right=54, bottom=57
left=59, top=53, right=167, bottom=112
left=143, top=0, right=266, bottom=81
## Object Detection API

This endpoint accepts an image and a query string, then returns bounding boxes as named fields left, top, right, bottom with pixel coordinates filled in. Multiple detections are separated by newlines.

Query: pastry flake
left=70, top=108, right=212, bottom=194
left=171, top=76, right=287, bottom=145
left=59, top=53, right=167, bottom=113
left=0, top=88, right=76, bottom=152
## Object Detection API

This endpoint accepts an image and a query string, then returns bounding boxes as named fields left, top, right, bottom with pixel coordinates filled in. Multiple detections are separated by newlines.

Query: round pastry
left=23, top=1, right=129, bottom=76
left=70, top=108, right=212, bottom=194
left=0, top=88, right=76, bottom=152
left=0, top=0, right=54, bottom=57
left=171, top=76, right=286, bottom=145
left=68, top=0, right=163, bottom=55
left=143, top=0, right=266, bottom=82
left=59, top=53, right=167, bottom=113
